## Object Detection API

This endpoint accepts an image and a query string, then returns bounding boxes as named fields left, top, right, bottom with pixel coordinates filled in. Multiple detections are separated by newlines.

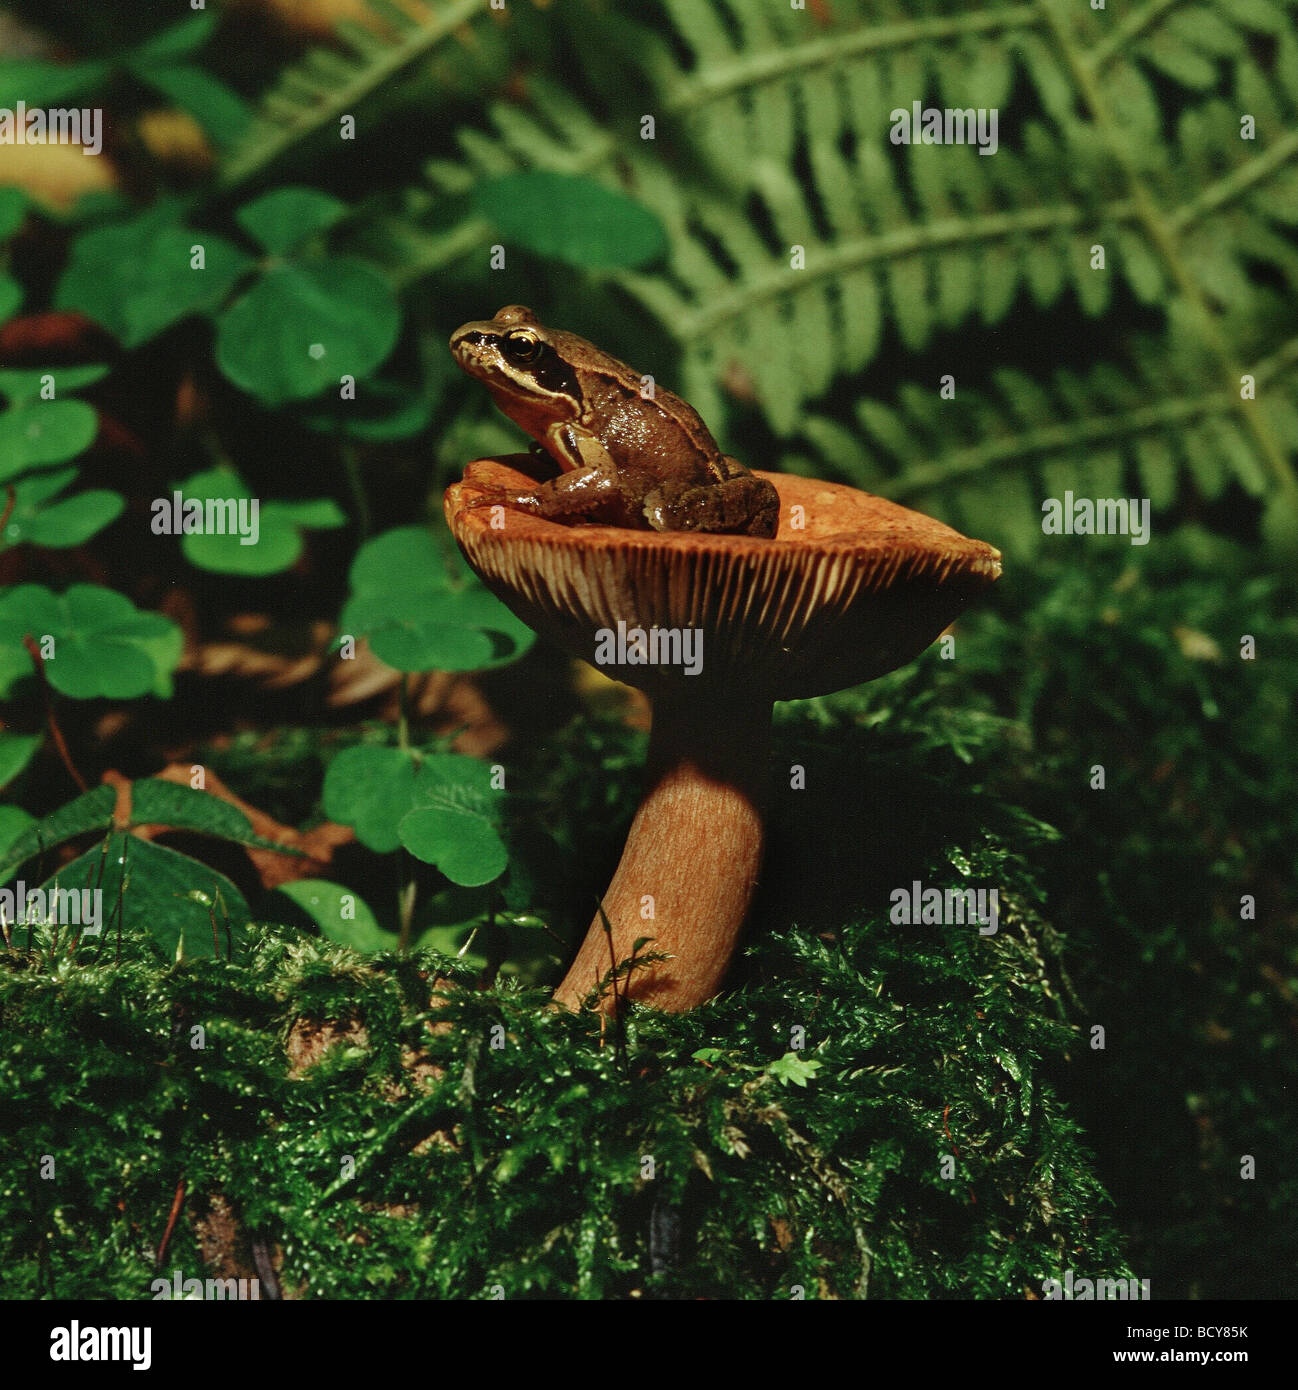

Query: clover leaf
left=322, top=745, right=416, bottom=854
left=0, top=732, right=39, bottom=791
left=214, top=259, right=400, bottom=406
left=56, top=207, right=254, bottom=350
left=0, top=188, right=26, bottom=242
left=0, top=366, right=111, bottom=405
left=214, top=188, right=399, bottom=405
left=340, top=526, right=534, bottom=673
left=0, top=402, right=99, bottom=483
left=168, top=466, right=346, bottom=576
left=302, top=376, right=435, bottom=441
left=0, top=275, right=19, bottom=323
left=236, top=187, right=348, bottom=257
left=0, top=583, right=183, bottom=700
left=0, top=365, right=110, bottom=487
left=398, top=754, right=507, bottom=887
left=323, top=745, right=506, bottom=887
left=1, top=467, right=124, bottom=550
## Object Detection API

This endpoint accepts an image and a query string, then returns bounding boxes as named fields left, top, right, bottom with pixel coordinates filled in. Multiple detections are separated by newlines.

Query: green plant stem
left=397, top=871, right=417, bottom=955
left=396, top=672, right=415, bottom=952
left=22, top=635, right=88, bottom=794
left=397, top=670, right=411, bottom=754
left=340, top=441, right=370, bottom=539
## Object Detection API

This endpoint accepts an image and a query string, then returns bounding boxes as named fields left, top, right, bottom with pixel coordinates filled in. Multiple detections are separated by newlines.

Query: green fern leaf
left=220, top=0, right=494, bottom=190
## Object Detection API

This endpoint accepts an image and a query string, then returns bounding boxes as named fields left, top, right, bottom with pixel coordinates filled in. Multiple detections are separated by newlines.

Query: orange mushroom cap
left=445, top=457, right=1002, bottom=699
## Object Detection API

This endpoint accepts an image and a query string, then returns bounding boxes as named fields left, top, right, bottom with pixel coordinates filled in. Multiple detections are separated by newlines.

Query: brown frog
left=449, top=306, right=778, bottom=537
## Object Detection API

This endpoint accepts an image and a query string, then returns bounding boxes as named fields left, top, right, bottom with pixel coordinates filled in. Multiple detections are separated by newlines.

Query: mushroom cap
left=445, top=457, right=1001, bottom=701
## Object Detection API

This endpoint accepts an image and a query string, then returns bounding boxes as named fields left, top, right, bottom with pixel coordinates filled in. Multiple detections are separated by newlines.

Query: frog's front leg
left=644, top=473, right=781, bottom=538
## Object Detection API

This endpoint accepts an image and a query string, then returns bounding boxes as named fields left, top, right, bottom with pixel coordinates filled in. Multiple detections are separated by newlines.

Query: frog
left=449, top=306, right=779, bottom=538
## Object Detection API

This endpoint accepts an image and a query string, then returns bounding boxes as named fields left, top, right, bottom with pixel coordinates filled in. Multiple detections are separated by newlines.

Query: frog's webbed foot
left=644, top=473, right=780, bottom=538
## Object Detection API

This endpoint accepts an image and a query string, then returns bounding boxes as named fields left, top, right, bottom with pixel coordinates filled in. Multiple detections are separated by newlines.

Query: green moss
left=4, top=527, right=1291, bottom=1299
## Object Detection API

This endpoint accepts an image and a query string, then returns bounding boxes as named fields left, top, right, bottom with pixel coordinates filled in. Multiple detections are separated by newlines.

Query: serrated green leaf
left=127, top=781, right=254, bottom=843
left=0, top=784, right=116, bottom=882
left=0, top=804, right=33, bottom=858
left=766, top=1053, right=822, bottom=1088
left=40, top=832, right=248, bottom=961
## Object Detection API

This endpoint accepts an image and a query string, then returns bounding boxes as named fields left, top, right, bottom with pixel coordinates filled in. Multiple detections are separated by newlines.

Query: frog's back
left=552, top=327, right=726, bottom=485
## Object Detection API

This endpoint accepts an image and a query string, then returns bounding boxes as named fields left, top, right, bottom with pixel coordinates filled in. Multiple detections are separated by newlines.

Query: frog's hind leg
left=464, top=466, right=640, bottom=529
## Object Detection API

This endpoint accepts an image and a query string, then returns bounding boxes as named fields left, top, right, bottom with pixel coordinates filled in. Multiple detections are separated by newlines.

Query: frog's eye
left=501, top=331, right=543, bottom=366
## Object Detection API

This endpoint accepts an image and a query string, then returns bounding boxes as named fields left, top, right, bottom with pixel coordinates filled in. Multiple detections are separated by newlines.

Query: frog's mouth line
left=450, top=330, right=488, bottom=361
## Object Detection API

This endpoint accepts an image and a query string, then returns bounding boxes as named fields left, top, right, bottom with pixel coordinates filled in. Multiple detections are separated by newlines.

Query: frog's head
left=450, top=306, right=582, bottom=425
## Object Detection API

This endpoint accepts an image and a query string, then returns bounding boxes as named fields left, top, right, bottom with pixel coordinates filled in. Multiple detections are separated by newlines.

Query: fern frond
left=376, top=0, right=1298, bottom=532
left=355, top=82, right=619, bottom=286
left=219, top=0, right=491, bottom=191
left=791, top=330, right=1298, bottom=555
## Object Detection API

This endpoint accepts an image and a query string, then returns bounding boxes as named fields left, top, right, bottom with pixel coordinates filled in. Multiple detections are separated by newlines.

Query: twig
left=112, top=841, right=129, bottom=963
left=21, top=635, right=88, bottom=793
left=156, top=1177, right=187, bottom=1268
left=0, top=484, right=15, bottom=536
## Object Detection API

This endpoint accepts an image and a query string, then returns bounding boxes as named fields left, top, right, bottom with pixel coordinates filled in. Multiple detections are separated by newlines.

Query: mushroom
left=445, top=457, right=1001, bottom=1012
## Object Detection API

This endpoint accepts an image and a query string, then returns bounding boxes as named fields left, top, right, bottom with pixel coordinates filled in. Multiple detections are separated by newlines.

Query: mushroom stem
left=553, top=691, right=773, bottom=1013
